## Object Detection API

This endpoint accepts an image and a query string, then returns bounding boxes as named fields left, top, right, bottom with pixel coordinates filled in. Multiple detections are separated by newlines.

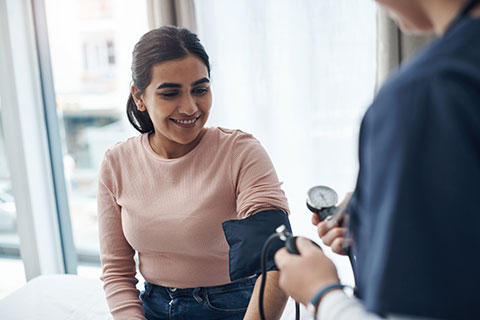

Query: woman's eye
left=192, top=87, right=208, bottom=95
left=159, top=91, right=179, bottom=98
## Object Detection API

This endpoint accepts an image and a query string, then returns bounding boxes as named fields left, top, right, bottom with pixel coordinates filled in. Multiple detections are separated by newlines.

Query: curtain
left=146, top=0, right=197, bottom=32
left=376, top=7, right=436, bottom=90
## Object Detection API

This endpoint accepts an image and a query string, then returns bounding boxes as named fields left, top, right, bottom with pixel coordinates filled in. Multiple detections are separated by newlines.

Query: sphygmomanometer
left=222, top=186, right=348, bottom=320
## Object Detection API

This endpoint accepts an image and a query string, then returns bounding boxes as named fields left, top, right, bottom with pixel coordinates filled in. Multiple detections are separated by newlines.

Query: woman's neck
left=422, top=0, right=480, bottom=35
left=149, top=129, right=206, bottom=159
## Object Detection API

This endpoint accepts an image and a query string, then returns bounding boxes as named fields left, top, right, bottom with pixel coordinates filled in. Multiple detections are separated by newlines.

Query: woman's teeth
left=172, top=117, right=198, bottom=124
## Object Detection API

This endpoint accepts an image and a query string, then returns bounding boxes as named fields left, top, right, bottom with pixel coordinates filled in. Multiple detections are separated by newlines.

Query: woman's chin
left=388, top=8, right=434, bottom=35
left=398, top=19, right=435, bottom=35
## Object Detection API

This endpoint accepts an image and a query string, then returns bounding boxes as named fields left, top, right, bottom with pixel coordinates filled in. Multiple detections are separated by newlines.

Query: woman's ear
left=131, top=85, right=146, bottom=111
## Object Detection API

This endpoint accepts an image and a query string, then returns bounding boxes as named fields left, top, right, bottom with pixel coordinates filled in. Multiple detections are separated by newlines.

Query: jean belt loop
left=192, top=287, right=204, bottom=304
left=145, top=283, right=152, bottom=298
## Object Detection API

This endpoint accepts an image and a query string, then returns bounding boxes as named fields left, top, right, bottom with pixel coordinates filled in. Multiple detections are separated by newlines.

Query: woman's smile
left=170, top=115, right=202, bottom=128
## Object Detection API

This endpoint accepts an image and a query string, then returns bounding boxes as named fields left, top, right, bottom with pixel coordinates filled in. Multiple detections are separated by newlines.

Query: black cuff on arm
left=222, top=209, right=292, bottom=281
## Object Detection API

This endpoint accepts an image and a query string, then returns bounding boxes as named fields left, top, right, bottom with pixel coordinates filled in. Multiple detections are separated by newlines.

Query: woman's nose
left=178, top=94, right=198, bottom=115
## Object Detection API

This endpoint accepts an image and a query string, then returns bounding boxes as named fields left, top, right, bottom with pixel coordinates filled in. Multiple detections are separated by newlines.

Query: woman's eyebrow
left=156, top=78, right=209, bottom=90
left=191, top=78, right=210, bottom=86
left=156, top=83, right=181, bottom=90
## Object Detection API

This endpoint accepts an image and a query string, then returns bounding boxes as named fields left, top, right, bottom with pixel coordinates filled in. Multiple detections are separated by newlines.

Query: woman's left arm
left=244, top=271, right=288, bottom=320
left=229, top=132, right=291, bottom=319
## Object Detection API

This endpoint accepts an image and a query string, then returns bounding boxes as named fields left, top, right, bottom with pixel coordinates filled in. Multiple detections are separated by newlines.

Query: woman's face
left=135, top=55, right=212, bottom=148
left=376, top=0, right=433, bottom=33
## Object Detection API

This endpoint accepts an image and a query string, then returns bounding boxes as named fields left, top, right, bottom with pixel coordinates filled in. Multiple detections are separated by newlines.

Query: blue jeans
left=140, top=276, right=257, bottom=320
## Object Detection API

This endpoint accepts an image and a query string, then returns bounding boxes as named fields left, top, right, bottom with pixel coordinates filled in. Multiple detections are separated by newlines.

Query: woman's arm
left=98, top=152, right=145, bottom=320
left=229, top=132, right=291, bottom=318
left=243, top=271, right=288, bottom=320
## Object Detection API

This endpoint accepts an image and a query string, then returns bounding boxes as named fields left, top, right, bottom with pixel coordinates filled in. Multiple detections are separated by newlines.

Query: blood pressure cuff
left=222, top=209, right=292, bottom=281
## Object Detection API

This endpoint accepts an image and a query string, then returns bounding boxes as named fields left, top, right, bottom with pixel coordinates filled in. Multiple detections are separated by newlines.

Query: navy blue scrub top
left=348, top=14, right=480, bottom=319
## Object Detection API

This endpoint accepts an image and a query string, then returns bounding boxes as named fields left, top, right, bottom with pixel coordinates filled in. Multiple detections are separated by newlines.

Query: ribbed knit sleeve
left=231, top=132, right=289, bottom=218
left=97, top=150, right=145, bottom=320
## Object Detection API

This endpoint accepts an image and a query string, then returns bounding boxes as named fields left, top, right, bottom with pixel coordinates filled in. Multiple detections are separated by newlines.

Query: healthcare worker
left=275, top=0, right=480, bottom=319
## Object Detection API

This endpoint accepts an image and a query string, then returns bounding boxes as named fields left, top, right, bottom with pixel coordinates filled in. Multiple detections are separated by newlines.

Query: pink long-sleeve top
left=97, top=127, right=290, bottom=319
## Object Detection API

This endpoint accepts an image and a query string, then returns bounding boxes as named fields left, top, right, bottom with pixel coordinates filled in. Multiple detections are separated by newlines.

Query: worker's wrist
left=307, top=283, right=345, bottom=319
left=302, top=277, right=339, bottom=306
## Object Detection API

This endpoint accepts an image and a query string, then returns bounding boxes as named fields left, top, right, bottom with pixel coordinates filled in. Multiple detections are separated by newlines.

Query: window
left=0, top=104, right=25, bottom=299
left=43, top=0, right=148, bottom=272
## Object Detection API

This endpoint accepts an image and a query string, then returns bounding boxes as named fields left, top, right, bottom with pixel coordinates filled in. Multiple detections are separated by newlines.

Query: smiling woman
left=132, top=55, right=212, bottom=159
left=98, top=26, right=291, bottom=320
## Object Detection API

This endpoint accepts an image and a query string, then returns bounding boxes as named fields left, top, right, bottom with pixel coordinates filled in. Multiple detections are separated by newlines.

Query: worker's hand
left=313, top=192, right=353, bottom=255
left=317, top=219, right=349, bottom=255
left=274, top=237, right=339, bottom=306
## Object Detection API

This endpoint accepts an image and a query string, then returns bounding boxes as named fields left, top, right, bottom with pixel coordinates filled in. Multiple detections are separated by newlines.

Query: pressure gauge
left=306, top=185, right=338, bottom=221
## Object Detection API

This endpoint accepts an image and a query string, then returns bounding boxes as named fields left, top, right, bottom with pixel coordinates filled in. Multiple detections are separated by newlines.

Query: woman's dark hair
left=126, top=26, right=210, bottom=133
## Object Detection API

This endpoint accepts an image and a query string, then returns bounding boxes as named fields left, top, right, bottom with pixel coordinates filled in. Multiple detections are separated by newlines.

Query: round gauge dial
left=306, top=185, right=338, bottom=210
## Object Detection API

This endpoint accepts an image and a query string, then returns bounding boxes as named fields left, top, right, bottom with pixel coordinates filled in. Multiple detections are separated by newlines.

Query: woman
left=98, top=26, right=290, bottom=320
left=275, top=0, right=480, bottom=319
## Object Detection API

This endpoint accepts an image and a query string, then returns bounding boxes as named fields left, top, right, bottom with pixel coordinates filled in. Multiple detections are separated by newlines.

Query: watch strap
left=307, top=283, right=345, bottom=319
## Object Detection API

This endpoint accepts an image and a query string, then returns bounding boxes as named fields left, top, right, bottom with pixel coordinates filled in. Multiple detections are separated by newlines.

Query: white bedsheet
left=0, top=274, right=113, bottom=320
left=0, top=274, right=306, bottom=319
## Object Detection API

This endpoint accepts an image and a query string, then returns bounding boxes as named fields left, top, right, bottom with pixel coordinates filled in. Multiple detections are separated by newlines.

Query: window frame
left=0, top=0, right=77, bottom=278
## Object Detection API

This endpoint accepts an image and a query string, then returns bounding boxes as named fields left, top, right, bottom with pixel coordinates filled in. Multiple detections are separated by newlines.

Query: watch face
left=306, top=185, right=338, bottom=210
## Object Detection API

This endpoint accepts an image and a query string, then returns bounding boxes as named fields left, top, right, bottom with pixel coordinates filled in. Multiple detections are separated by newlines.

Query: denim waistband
left=144, top=275, right=258, bottom=302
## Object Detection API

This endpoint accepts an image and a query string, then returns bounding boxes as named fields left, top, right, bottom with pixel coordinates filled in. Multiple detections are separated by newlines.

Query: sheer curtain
left=195, top=0, right=377, bottom=286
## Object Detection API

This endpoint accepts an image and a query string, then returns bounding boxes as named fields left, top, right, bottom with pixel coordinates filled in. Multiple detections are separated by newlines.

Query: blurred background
left=0, top=0, right=379, bottom=299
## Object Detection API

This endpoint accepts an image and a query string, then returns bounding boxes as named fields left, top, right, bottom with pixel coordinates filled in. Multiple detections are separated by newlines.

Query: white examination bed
left=0, top=274, right=113, bottom=320
left=0, top=274, right=305, bottom=319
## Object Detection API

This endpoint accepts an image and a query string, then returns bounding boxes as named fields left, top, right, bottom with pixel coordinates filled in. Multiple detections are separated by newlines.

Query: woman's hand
left=274, top=237, right=339, bottom=306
